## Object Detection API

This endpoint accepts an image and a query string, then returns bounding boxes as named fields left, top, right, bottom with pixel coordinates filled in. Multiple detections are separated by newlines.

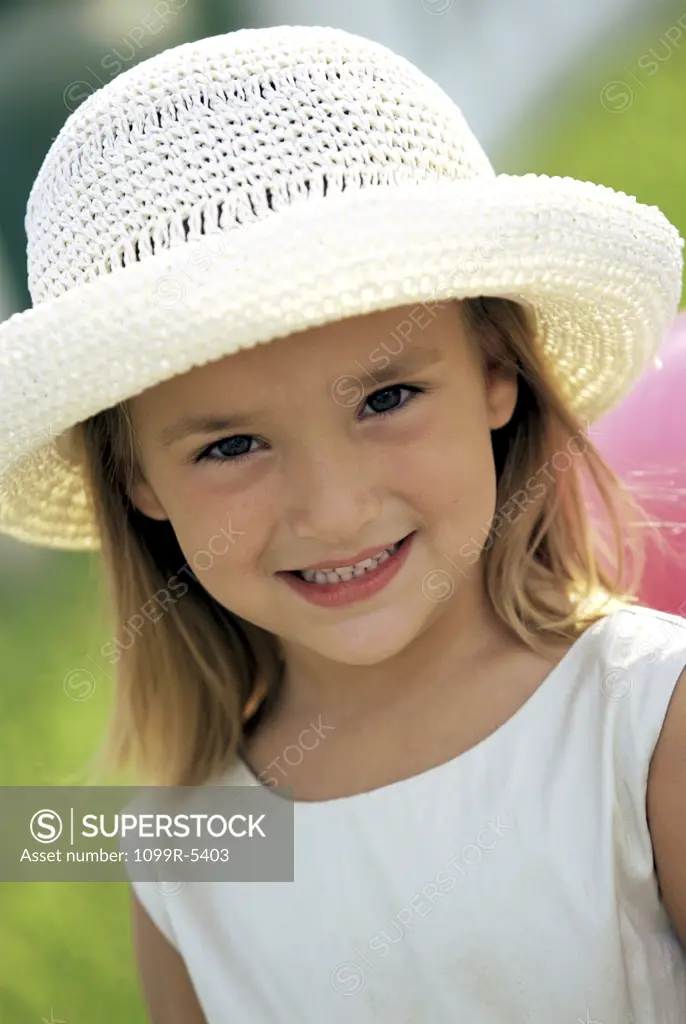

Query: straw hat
left=0, top=24, right=682, bottom=551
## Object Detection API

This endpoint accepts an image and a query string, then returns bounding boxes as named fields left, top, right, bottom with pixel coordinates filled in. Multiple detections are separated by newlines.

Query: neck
left=268, top=571, right=518, bottom=726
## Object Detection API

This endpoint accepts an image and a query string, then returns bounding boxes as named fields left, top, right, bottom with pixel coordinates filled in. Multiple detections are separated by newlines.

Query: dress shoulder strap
left=602, top=605, right=686, bottom=768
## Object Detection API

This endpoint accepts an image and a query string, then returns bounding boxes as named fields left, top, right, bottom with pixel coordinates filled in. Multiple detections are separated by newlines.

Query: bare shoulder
left=646, top=663, right=686, bottom=947
left=130, top=888, right=207, bottom=1024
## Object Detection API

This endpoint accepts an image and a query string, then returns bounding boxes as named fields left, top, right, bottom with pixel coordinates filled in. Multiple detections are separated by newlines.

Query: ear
left=485, top=362, right=518, bottom=431
left=129, top=467, right=170, bottom=522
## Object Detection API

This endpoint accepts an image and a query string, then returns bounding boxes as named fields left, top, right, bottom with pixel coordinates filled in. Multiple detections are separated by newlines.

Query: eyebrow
left=358, top=348, right=444, bottom=388
left=156, top=411, right=269, bottom=448
left=156, top=347, right=445, bottom=448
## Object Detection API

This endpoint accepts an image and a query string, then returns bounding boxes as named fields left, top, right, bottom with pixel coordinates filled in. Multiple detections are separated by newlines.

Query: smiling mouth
left=289, top=533, right=413, bottom=584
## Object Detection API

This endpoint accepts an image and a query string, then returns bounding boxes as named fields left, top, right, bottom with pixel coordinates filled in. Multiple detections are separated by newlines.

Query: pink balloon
left=588, top=311, right=686, bottom=616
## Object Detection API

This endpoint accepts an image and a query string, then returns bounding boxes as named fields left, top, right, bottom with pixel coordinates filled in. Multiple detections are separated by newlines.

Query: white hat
left=0, top=24, right=683, bottom=550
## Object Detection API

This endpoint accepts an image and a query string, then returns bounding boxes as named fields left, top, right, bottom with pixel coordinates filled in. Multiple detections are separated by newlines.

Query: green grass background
left=500, top=4, right=686, bottom=305
left=2, top=8, right=686, bottom=1020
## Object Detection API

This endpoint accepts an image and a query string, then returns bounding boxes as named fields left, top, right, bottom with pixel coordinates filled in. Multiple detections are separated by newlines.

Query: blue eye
left=193, top=384, right=426, bottom=465
left=363, top=384, right=424, bottom=419
left=193, top=435, right=258, bottom=465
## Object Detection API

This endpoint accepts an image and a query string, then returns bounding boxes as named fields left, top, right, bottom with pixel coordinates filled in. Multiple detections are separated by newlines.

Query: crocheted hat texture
left=0, top=24, right=683, bottom=549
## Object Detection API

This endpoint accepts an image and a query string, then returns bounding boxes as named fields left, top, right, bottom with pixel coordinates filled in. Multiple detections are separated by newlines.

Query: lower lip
left=277, top=532, right=416, bottom=608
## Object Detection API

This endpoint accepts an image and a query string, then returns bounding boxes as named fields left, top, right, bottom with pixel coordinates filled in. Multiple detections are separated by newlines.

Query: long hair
left=73, top=296, right=653, bottom=787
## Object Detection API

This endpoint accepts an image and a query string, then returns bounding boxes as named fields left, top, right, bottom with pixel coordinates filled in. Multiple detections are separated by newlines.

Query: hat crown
left=26, top=24, right=494, bottom=305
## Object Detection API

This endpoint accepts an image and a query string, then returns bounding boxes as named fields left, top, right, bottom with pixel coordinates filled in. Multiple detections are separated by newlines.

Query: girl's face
left=129, top=300, right=517, bottom=666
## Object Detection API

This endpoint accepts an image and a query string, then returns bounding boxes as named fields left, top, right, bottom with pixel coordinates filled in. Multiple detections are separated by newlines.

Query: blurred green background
left=1, top=0, right=685, bottom=1019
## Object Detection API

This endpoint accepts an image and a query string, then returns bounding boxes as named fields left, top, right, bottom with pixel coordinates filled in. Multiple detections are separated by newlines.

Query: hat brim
left=0, top=174, right=682, bottom=550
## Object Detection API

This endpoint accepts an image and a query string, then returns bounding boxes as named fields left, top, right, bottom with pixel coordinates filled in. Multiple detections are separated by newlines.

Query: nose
left=285, top=437, right=382, bottom=545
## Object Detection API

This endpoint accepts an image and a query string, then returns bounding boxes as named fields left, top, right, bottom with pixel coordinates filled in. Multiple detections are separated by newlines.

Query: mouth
left=286, top=532, right=415, bottom=585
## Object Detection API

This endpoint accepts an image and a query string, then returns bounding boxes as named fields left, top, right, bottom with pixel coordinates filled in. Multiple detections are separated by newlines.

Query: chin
left=305, top=619, right=422, bottom=667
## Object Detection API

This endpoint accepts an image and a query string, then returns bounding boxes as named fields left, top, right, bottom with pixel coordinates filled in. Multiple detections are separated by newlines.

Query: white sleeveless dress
left=129, top=604, right=686, bottom=1023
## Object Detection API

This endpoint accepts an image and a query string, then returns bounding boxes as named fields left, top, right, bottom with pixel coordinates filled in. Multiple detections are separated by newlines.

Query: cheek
left=166, top=481, right=277, bottom=588
left=395, top=415, right=497, bottom=521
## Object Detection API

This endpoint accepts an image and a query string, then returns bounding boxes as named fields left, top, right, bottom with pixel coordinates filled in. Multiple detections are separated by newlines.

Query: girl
left=1, top=22, right=686, bottom=1024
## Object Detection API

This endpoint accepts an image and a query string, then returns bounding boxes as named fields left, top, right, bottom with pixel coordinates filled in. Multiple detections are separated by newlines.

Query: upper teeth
left=299, top=541, right=402, bottom=584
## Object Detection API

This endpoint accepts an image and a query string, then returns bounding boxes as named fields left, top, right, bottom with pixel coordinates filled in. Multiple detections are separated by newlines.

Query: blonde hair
left=74, top=296, right=654, bottom=787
